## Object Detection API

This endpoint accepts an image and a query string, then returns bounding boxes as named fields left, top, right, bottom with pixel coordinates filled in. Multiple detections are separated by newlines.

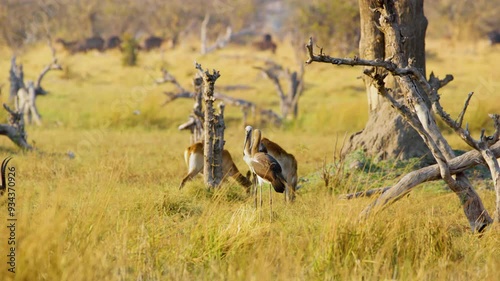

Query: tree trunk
left=343, top=0, right=431, bottom=163
left=214, top=103, right=226, bottom=185
left=193, top=76, right=204, bottom=143
left=9, top=57, right=23, bottom=101
left=198, top=65, right=223, bottom=189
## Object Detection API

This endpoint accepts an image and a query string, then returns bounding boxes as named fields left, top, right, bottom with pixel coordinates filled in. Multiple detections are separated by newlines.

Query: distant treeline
left=1, top=0, right=498, bottom=53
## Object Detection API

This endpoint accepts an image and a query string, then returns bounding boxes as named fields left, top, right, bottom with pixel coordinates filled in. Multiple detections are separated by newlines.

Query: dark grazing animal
left=253, top=33, right=277, bottom=53
left=105, top=35, right=122, bottom=50
left=55, top=38, right=79, bottom=53
left=56, top=36, right=105, bottom=53
left=140, top=36, right=164, bottom=51
left=487, top=31, right=500, bottom=45
left=79, top=36, right=105, bottom=52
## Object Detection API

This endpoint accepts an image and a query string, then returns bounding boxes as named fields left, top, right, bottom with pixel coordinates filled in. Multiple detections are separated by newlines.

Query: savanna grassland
left=0, top=37, right=499, bottom=281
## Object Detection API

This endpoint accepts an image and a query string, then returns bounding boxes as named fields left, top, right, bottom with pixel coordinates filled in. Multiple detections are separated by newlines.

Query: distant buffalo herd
left=54, top=30, right=499, bottom=56
left=55, top=33, right=280, bottom=54
left=55, top=35, right=172, bottom=54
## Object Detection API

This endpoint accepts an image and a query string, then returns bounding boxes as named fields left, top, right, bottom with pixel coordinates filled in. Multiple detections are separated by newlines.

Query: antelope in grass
left=179, top=142, right=252, bottom=191
left=243, top=126, right=294, bottom=221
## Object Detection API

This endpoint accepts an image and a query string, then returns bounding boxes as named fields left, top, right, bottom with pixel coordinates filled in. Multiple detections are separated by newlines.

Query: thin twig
left=456, top=92, right=474, bottom=128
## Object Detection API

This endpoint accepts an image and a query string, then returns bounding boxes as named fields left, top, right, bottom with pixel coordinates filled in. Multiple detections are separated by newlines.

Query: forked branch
left=35, top=40, right=63, bottom=96
left=254, top=60, right=305, bottom=120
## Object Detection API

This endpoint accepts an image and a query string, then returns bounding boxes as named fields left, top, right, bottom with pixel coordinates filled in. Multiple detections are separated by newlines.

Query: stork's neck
left=251, top=129, right=262, bottom=156
left=243, top=127, right=253, bottom=158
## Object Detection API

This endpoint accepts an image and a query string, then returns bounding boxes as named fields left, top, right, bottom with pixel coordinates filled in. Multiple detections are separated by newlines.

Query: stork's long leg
left=252, top=173, right=258, bottom=209
left=269, top=183, right=273, bottom=222
left=259, top=181, right=263, bottom=222
left=260, top=182, right=263, bottom=209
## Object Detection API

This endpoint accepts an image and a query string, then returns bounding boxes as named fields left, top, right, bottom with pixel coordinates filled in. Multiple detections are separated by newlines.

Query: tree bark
left=214, top=103, right=226, bottom=186
left=193, top=76, right=204, bottom=143
left=9, top=57, right=24, bottom=101
left=17, top=82, right=42, bottom=126
left=344, top=0, right=431, bottom=163
left=359, top=0, right=384, bottom=111
left=197, top=64, right=223, bottom=188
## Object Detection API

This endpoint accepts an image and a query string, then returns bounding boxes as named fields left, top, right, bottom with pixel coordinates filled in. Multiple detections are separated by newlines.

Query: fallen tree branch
left=358, top=141, right=500, bottom=220
left=157, top=69, right=282, bottom=126
left=342, top=141, right=500, bottom=200
left=161, top=91, right=193, bottom=106
left=0, top=104, right=33, bottom=150
left=341, top=187, right=391, bottom=200
left=155, top=68, right=186, bottom=92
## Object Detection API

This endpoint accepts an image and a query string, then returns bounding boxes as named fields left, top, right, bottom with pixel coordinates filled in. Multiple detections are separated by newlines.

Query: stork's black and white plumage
left=244, top=127, right=286, bottom=193
left=244, top=126, right=291, bottom=220
left=259, top=137, right=297, bottom=202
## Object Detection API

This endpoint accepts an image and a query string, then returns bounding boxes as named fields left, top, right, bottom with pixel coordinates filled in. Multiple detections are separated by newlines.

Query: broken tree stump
left=196, top=63, right=224, bottom=189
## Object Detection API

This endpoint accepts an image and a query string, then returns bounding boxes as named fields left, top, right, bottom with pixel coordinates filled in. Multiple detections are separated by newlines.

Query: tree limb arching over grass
left=305, top=2, right=499, bottom=231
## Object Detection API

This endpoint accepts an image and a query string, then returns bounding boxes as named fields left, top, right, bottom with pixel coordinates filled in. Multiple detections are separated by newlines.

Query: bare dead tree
left=306, top=2, right=499, bottom=231
left=254, top=60, right=305, bottom=120
left=156, top=68, right=282, bottom=127
left=195, top=63, right=224, bottom=189
left=11, top=43, right=62, bottom=126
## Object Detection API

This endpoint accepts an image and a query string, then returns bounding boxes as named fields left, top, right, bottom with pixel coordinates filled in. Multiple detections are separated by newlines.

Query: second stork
left=243, top=126, right=294, bottom=220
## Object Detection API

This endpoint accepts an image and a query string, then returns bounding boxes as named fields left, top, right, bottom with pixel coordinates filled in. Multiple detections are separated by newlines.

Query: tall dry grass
left=0, top=38, right=498, bottom=280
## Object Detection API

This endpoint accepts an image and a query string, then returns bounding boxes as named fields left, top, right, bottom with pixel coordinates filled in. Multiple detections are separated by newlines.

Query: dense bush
left=121, top=34, right=138, bottom=67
